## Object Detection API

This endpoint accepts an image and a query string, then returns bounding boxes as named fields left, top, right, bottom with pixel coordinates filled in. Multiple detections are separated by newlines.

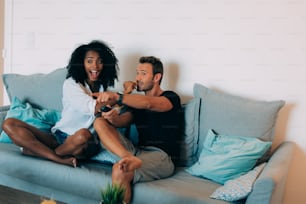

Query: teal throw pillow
left=2, top=68, right=66, bottom=111
left=193, top=83, right=285, bottom=160
left=186, top=129, right=271, bottom=184
left=91, top=131, right=135, bottom=164
left=210, top=163, right=266, bottom=201
left=91, top=149, right=120, bottom=164
left=0, top=97, right=61, bottom=143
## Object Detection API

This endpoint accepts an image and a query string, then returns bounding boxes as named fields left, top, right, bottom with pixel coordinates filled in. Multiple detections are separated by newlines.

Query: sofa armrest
left=0, top=105, right=10, bottom=132
left=246, top=141, right=295, bottom=204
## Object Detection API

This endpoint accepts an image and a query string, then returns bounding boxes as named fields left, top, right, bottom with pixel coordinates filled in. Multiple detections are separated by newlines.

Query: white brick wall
left=3, top=0, right=306, bottom=203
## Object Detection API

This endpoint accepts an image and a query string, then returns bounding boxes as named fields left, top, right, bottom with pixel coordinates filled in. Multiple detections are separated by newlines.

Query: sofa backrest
left=2, top=68, right=67, bottom=111
left=192, top=83, right=285, bottom=160
left=1, top=69, right=285, bottom=168
left=171, top=98, right=200, bottom=167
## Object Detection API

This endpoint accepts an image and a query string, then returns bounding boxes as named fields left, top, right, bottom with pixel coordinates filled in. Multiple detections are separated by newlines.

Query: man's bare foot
left=118, top=155, right=142, bottom=172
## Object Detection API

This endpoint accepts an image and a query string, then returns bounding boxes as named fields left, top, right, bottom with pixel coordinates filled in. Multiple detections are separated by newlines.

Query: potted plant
left=100, top=183, right=126, bottom=204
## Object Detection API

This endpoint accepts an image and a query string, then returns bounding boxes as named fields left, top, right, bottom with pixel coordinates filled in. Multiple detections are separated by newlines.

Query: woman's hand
left=91, top=92, right=118, bottom=104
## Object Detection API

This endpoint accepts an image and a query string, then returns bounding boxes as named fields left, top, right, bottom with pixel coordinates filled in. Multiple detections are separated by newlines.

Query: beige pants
left=104, top=133, right=175, bottom=183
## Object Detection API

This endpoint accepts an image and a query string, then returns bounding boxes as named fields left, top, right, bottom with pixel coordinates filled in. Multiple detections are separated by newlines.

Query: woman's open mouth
left=89, top=70, right=100, bottom=80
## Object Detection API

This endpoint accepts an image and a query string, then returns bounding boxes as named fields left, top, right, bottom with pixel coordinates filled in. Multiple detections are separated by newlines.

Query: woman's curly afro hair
left=66, top=40, right=119, bottom=91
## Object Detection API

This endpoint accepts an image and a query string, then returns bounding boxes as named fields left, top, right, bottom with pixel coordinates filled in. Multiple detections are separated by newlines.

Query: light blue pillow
left=193, top=83, right=285, bottom=160
left=91, top=149, right=120, bottom=164
left=0, top=97, right=61, bottom=143
left=210, top=163, right=266, bottom=201
left=186, top=129, right=271, bottom=184
left=2, top=68, right=66, bottom=111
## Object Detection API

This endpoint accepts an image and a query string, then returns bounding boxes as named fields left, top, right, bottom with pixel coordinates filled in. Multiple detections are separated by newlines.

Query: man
left=92, top=56, right=182, bottom=204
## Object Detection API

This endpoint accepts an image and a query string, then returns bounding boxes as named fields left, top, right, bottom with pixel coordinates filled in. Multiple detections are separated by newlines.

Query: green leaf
left=101, top=183, right=125, bottom=204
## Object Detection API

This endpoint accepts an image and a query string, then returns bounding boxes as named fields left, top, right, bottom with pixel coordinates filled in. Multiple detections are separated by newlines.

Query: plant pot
left=99, top=201, right=126, bottom=204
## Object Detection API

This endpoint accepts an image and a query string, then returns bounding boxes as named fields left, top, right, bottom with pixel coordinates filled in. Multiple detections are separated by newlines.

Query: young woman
left=2, top=40, right=119, bottom=167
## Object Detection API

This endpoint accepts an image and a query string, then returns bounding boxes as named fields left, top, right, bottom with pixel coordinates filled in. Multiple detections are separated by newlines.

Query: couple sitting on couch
left=1, top=40, right=182, bottom=204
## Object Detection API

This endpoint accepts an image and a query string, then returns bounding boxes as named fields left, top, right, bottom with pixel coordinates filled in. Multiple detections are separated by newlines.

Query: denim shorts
left=53, top=129, right=69, bottom=144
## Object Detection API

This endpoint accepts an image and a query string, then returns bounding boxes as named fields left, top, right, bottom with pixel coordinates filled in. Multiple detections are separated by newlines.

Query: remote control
left=101, top=106, right=112, bottom=112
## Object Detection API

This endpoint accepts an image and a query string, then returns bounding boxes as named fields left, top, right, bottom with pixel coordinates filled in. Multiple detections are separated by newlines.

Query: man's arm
left=118, top=94, right=173, bottom=112
left=92, top=92, right=173, bottom=112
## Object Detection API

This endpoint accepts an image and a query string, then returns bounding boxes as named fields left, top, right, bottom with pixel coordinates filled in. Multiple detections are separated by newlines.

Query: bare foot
left=61, top=157, right=77, bottom=168
left=118, top=155, right=142, bottom=172
left=20, top=147, right=36, bottom=156
left=21, top=147, right=77, bottom=167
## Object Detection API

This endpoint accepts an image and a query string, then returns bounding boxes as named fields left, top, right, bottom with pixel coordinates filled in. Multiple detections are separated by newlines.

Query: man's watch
left=117, top=92, right=124, bottom=106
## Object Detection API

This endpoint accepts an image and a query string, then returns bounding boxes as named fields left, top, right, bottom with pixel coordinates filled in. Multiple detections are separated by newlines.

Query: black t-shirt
left=133, top=91, right=182, bottom=157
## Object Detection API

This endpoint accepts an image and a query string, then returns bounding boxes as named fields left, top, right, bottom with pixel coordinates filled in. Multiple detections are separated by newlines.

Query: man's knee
left=93, top=117, right=109, bottom=130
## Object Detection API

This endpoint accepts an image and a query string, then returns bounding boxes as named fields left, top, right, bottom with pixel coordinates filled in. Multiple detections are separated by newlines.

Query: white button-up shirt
left=51, top=77, right=103, bottom=135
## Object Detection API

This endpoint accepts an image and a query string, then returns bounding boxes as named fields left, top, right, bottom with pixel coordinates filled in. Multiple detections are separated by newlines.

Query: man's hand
left=123, top=81, right=136, bottom=94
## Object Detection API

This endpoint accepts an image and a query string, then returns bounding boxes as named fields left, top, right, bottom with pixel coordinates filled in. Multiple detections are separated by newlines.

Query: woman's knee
left=74, top=128, right=92, bottom=144
left=2, top=118, right=21, bottom=132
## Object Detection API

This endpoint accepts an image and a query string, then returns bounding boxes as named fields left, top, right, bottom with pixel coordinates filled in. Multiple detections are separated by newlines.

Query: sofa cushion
left=193, top=83, right=285, bottom=159
left=0, top=142, right=113, bottom=203
left=186, top=129, right=271, bottom=184
left=0, top=97, right=61, bottom=143
left=0, top=143, right=221, bottom=204
left=210, top=162, right=266, bottom=202
left=2, top=68, right=67, bottom=111
left=174, top=98, right=200, bottom=167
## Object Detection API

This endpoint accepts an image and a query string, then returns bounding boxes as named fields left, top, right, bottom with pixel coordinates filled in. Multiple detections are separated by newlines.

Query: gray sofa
left=0, top=68, right=294, bottom=204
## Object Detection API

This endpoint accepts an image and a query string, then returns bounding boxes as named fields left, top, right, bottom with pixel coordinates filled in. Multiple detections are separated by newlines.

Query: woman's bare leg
left=2, top=118, right=76, bottom=167
left=55, top=128, right=98, bottom=159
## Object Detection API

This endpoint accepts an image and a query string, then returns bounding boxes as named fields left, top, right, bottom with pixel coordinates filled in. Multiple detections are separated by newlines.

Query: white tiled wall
left=3, top=0, right=306, bottom=203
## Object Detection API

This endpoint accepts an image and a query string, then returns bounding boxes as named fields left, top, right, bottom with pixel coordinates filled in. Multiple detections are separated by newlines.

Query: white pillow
left=210, top=162, right=266, bottom=201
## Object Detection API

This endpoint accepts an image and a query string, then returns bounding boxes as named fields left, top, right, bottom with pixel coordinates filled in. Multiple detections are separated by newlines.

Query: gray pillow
left=2, top=68, right=67, bottom=111
left=193, top=83, right=285, bottom=159
left=174, top=98, right=200, bottom=166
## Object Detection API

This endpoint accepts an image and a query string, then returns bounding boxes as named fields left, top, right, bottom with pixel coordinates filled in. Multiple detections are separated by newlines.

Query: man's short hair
left=139, top=56, right=163, bottom=83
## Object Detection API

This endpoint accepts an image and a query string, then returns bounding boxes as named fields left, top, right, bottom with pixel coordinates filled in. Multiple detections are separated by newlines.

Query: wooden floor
left=0, top=185, right=65, bottom=204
